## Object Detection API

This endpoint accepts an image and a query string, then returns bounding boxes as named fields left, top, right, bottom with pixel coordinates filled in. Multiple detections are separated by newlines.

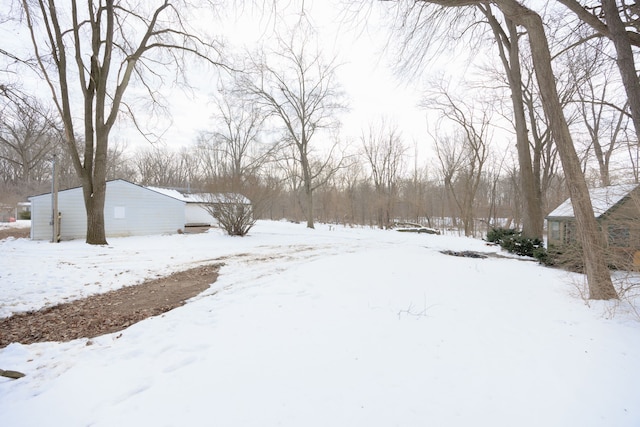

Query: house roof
left=27, top=180, right=250, bottom=205
left=547, top=183, right=639, bottom=219
left=28, top=179, right=182, bottom=203
left=146, top=187, right=207, bottom=203
left=147, top=187, right=250, bottom=205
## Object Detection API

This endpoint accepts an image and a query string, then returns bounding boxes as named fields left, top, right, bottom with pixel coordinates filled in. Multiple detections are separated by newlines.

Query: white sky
left=116, top=0, right=433, bottom=156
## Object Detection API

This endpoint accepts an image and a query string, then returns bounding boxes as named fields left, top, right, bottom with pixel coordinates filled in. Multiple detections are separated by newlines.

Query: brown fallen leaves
left=0, top=264, right=221, bottom=348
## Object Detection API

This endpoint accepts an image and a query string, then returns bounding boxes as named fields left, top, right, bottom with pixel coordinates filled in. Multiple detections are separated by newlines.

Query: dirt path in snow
left=0, top=264, right=221, bottom=349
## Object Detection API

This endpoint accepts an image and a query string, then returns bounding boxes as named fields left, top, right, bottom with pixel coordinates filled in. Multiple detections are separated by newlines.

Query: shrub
left=486, top=227, right=518, bottom=244
left=532, top=246, right=551, bottom=265
left=207, top=196, right=255, bottom=237
left=487, top=227, right=547, bottom=260
left=542, top=245, right=584, bottom=271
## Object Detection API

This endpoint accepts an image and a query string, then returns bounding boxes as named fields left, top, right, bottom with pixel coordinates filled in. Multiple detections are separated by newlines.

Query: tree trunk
left=505, top=19, right=544, bottom=239
left=305, top=186, right=315, bottom=229
left=593, top=136, right=612, bottom=186
left=300, top=149, right=315, bottom=229
left=495, top=0, right=617, bottom=299
left=82, top=178, right=108, bottom=245
left=84, top=131, right=109, bottom=245
left=481, top=6, right=543, bottom=239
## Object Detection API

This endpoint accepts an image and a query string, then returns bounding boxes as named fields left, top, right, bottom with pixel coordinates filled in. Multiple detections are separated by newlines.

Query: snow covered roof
left=146, top=187, right=250, bottom=204
left=547, top=183, right=639, bottom=218
left=146, top=187, right=205, bottom=203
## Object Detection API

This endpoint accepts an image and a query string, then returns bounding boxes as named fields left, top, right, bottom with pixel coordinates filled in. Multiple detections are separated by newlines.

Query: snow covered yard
left=1, top=220, right=639, bottom=426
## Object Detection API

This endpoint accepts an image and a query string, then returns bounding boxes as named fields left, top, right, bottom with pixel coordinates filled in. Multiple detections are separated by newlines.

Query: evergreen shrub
left=486, top=227, right=548, bottom=261
left=486, top=227, right=518, bottom=244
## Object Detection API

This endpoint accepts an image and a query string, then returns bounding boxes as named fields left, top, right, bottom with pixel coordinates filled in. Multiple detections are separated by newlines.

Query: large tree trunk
left=505, top=19, right=544, bottom=239
left=495, top=0, right=617, bottom=299
left=83, top=179, right=108, bottom=245
left=481, top=6, right=543, bottom=239
left=83, top=130, right=109, bottom=245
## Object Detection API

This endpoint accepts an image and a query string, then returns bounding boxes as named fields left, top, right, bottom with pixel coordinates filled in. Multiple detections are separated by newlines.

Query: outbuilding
left=29, top=179, right=186, bottom=241
left=546, top=183, right=640, bottom=267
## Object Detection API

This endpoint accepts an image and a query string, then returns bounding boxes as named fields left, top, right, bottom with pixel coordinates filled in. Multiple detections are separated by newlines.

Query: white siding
left=30, top=186, right=87, bottom=240
left=29, top=180, right=186, bottom=241
left=30, top=192, right=55, bottom=240
left=185, top=203, right=216, bottom=226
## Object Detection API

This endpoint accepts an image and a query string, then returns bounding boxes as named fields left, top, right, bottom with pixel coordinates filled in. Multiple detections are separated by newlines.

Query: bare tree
left=105, top=140, right=136, bottom=182
left=237, top=21, right=346, bottom=228
left=433, top=132, right=465, bottom=230
left=426, top=85, right=491, bottom=236
left=201, top=82, right=277, bottom=186
left=133, top=144, right=198, bottom=189
left=18, top=0, right=224, bottom=244
left=332, top=158, right=365, bottom=225
left=361, top=120, right=406, bottom=228
left=400, top=148, right=433, bottom=225
left=0, top=97, right=61, bottom=185
left=194, top=133, right=226, bottom=184
left=556, top=0, right=640, bottom=145
left=479, top=151, right=507, bottom=230
left=433, top=129, right=489, bottom=237
left=567, top=39, right=628, bottom=186
left=199, top=86, right=282, bottom=236
left=275, top=142, right=306, bottom=222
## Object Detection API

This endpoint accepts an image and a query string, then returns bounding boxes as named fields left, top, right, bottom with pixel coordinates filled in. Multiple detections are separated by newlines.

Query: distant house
left=546, top=184, right=640, bottom=267
left=29, top=180, right=186, bottom=241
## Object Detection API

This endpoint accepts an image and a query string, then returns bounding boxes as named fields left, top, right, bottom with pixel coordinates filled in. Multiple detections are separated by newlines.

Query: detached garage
left=29, top=179, right=186, bottom=241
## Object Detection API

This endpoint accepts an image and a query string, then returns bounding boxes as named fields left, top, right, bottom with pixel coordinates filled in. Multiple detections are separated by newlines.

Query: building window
left=114, top=206, right=126, bottom=219
left=608, top=224, right=630, bottom=247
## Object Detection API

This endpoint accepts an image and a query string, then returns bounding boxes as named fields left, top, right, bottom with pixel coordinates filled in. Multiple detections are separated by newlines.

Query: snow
left=0, top=219, right=30, bottom=229
left=1, top=220, right=639, bottom=426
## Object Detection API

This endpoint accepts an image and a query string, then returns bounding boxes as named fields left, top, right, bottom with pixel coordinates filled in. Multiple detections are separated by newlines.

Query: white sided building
left=29, top=180, right=186, bottom=241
